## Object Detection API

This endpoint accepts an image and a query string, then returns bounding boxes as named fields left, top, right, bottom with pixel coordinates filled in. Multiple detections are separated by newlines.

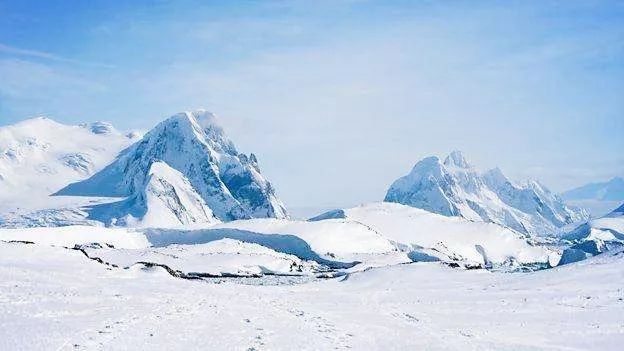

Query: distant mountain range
left=562, top=177, right=624, bottom=202
left=560, top=177, right=624, bottom=217
left=384, top=151, right=589, bottom=236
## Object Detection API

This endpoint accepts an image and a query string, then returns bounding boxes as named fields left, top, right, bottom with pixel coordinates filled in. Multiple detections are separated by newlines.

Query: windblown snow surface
left=1, top=230, right=623, bottom=350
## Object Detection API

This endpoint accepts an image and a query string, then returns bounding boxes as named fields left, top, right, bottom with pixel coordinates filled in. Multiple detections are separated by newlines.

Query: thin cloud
left=0, top=43, right=114, bottom=68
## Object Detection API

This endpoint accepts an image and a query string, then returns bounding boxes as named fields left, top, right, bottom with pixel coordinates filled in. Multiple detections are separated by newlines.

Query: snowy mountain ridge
left=56, top=110, right=288, bottom=223
left=385, top=151, right=589, bottom=236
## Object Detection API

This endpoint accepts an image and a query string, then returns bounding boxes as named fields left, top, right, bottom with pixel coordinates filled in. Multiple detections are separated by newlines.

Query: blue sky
left=1, top=0, right=623, bottom=208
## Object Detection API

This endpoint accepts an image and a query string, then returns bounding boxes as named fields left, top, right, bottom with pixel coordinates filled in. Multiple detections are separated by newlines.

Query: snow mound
left=311, top=202, right=553, bottom=266
left=385, top=151, right=588, bottom=236
left=213, top=218, right=397, bottom=261
left=80, top=238, right=323, bottom=277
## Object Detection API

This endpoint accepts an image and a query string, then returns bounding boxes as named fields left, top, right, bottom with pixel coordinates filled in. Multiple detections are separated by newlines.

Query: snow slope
left=0, top=117, right=138, bottom=209
left=81, top=239, right=323, bottom=277
left=1, top=240, right=622, bottom=350
left=385, top=151, right=588, bottom=236
left=56, top=110, right=288, bottom=222
left=0, top=200, right=552, bottom=271
left=559, top=203, right=624, bottom=265
left=309, top=202, right=553, bottom=267
left=0, top=226, right=327, bottom=277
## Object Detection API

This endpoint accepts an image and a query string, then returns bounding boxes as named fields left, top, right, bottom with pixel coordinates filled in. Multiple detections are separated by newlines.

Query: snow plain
left=1, top=240, right=623, bottom=350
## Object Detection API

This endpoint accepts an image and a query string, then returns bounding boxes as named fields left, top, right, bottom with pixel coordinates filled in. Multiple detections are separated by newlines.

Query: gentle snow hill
left=56, top=110, right=288, bottom=222
left=0, top=117, right=138, bottom=209
left=211, top=217, right=398, bottom=263
left=309, top=202, right=554, bottom=267
left=0, top=225, right=149, bottom=249
left=385, top=151, right=588, bottom=236
left=559, top=202, right=624, bottom=265
left=562, top=177, right=624, bottom=217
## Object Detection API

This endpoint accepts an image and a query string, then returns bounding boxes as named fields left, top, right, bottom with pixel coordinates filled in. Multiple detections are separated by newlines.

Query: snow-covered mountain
left=56, top=110, right=288, bottom=222
left=561, top=177, right=624, bottom=217
left=0, top=117, right=138, bottom=207
left=384, top=151, right=588, bottom=236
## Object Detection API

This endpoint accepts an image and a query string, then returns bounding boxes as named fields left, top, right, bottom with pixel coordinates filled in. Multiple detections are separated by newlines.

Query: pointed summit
left=443, top=150, right=471, bottom=169
left=385, top=153, right=589, bottom=235
left=57, top=110, right=288, bottom=222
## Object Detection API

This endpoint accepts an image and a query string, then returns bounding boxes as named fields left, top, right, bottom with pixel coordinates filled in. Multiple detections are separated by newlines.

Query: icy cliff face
left=57, top=110, right=288, bottom=221
left=385, top=151, right=588, bottom=236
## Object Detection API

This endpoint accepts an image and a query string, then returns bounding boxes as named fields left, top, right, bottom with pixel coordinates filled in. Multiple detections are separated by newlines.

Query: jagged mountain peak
left=57, top=110, right=288, bottom=223
left=443, top=150, right=472, bottom=169
left=385, top=152, right=589, bottom=236
left=483, top=167, right=513, bottom=187
left=157, top=110, right=237, bottom=156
